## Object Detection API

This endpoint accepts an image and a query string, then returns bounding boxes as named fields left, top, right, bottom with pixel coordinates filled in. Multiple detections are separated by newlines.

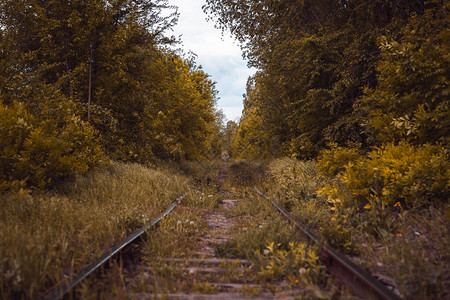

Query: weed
left=214, top=217, right=299, bottom=259
left=192, top=282, right=218, bottom=294
left=254, top=241, right=325, bottom=284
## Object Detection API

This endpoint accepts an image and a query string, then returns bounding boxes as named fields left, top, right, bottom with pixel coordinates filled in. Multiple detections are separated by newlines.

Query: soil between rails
left=195, top=199, right=239, bottom=258
left=196, top=162, right=236, bottom=257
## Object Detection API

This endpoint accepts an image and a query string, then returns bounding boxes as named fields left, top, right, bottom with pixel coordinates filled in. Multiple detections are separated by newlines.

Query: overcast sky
left=168, top=0, right=255, bottom=122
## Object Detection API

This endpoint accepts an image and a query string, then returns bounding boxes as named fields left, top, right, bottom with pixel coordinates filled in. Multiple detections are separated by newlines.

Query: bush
left=0, top=99, right=106, bottom=191
left=316, top=143, right=361, bottom=179
left=318, top=142, right=449, bottom=209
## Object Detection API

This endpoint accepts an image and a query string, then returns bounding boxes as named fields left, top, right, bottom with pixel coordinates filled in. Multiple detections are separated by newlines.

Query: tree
left=204, top=0, right=441, bottom=158
left=0, top=0, right=221, bottom=165
left=148, top=53, right=219, bottom=160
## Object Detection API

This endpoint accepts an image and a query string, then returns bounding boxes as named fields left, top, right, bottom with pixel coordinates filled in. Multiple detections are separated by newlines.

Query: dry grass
left=3, top=158, right=446, bottom=299
left=0, top=161, right=192, bottom=299
left=74, top=162, right=224, bottom=298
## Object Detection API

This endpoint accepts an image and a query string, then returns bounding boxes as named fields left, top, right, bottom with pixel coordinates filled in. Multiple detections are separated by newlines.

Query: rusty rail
left=46, top=195, right=185, bottom=300
left=254, top=187, right=401, bottom=300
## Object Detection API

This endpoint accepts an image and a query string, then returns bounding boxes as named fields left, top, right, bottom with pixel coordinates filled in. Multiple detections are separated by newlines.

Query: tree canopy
left=0, top=0, right=222, bottom=190
left=204, top=0, right=448, bottom=158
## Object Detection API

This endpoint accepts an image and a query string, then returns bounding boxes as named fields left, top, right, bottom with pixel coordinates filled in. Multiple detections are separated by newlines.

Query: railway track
left=45, top=164, right=401, bottom=299
left=119, top=163, right=296, bottom=299
left=45, top=195, right=185, bottom=300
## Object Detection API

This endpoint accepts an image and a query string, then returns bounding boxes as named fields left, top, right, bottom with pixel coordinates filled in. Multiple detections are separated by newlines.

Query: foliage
left=0, top=0, right=221, bottom=175
left=222, top=120, right=238, bottom=157
left=205, top=0, right=447, bottom=158
left=258, top=157, right=449, bottom=299
left=215, top=216, right=299, bottom=260
left=360, top=3, right=450, bottom=147
left=266, top=159, right=323, bottom=210
left=261, top=158, right=356, bottom=252
left=317, top=144, right=362, bottom=179
left=318, top=142, right=449, bottom=210
left=0, top=97, right=105, bottom=191
left=255, top=241, right=325, bottom=284
left=230, top=76, right=279, bottom=158
left=148, top=54, right=219, bottom=161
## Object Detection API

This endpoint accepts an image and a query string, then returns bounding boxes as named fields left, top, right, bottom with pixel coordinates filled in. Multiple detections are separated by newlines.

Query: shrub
left=316, top=143, right=361, bottom=179
left=0, top=99, right=106, bottom=191
left=318, top=142, right=449, bottom=209
left=255, top=241, right=325, bottom=284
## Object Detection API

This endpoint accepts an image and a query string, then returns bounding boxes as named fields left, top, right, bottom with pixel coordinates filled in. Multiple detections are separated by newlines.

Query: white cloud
left=221, top=107, right=243, bottom=123
left=168, top=0, right=255, bottom=121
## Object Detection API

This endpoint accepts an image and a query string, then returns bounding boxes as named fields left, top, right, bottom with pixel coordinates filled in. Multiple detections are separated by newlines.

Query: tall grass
left=0, top=161, right=192, bottom=299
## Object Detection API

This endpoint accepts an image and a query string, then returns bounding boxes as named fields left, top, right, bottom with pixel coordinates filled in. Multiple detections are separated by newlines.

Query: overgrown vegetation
left=206, top=0, right=449, bottom=158
left=0, top=0, right=448, bottom=298
left=0, top=162, right=193, bottom=299
left=204, top=2, right=449, bottom=297
left=318, top=142, right=449, bottom=210
left=0, top=0, right=223, bottom=193
left=213, top=161, right=352, bottom=298
left=76, top=161, right=228, bottom=298
left=0, top=1, right=224, bottom=298
left=0, top=99, right=106, bottom=191
left=244, top=158, right=449, bottom=299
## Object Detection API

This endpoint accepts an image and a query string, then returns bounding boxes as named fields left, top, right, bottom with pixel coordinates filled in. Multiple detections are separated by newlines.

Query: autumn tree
left=0, top=0, right=222, bottom=190
left=204, top=0, right=441, bottom=158
left=148, top=53, right=219, bottom=161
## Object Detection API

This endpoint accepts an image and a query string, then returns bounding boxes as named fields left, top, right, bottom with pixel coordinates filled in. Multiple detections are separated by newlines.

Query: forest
left=0, top=0, right=448, bottom=299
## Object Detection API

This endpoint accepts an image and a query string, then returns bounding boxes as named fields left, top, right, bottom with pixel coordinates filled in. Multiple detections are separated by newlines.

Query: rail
left=254, top=187, right=401, bottom=300
left=46, top=195, right=185, bottom=300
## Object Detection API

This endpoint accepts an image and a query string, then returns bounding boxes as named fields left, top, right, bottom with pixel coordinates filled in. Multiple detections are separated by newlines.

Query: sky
left=168, top=0, right=255, bottom=122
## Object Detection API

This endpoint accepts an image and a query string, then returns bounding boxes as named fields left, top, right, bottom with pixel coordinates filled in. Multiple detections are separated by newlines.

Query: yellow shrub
left=316, top=143, right=361, bottom=178
left=0, top=100, right=106, bottom=191
left=318, top=142, right=449, bottom=209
